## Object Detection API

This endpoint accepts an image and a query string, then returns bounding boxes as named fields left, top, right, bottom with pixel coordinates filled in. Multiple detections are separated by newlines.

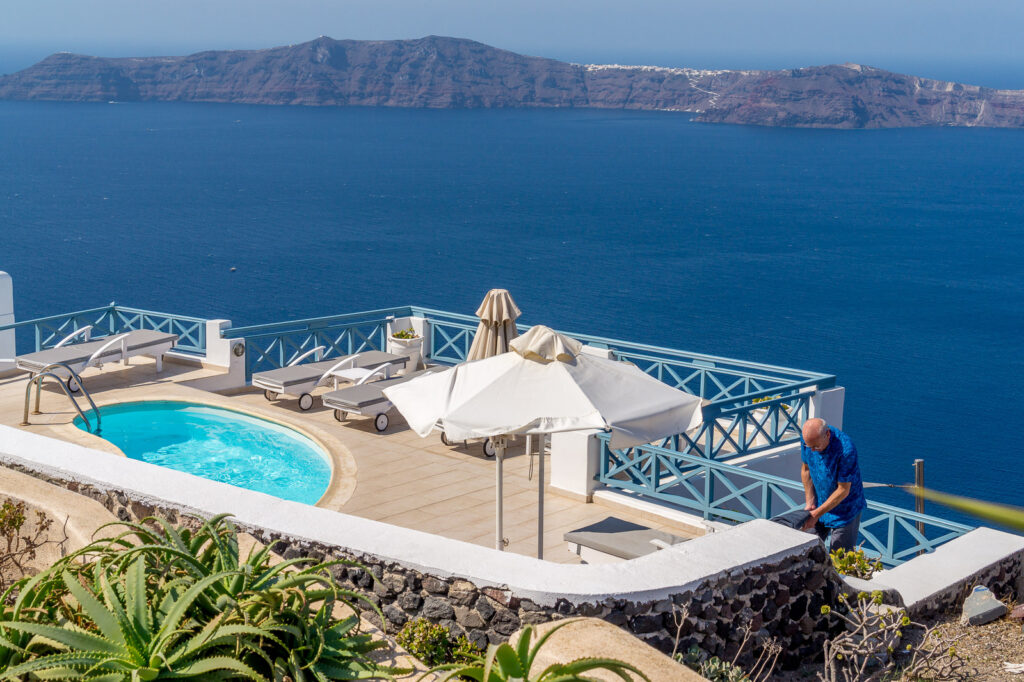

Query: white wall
left=0, top=272, right=14, bottom=373
left=0, top=424, right=820, bottom=607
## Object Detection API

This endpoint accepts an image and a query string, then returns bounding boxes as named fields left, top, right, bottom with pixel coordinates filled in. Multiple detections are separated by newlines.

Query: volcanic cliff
left=2, top=36, right=1023, bottom=129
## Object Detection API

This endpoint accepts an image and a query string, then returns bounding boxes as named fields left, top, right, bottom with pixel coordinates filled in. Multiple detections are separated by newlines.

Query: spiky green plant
left=0, top=514, right=399, bottom=680
left=425, top=622, right=649, bottom=682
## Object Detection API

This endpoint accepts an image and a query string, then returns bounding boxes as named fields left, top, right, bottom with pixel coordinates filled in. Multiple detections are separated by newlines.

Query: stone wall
left=5, top=462, right=844, bottom=669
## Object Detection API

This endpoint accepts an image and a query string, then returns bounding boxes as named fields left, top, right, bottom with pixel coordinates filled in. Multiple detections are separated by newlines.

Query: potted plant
left=388, top=326, right=425, bottom=371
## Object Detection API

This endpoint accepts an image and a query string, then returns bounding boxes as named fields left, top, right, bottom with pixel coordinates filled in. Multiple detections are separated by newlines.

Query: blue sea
left=1, top=101, right=1021, bottom=520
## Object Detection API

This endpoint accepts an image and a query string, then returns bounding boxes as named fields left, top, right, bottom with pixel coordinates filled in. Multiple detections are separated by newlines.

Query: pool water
left=75, top=401, right=331, bottom=504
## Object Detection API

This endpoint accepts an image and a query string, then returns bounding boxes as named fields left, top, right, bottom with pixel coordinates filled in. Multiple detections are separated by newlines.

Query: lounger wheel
left=440, top=433, right=452, bottom=447
left=263, top=389, right=279, bottom=401
left=298, top=393, right=314, bottom=411
left=374, top=413, right=389, bottom=432
left=482, top=438, right=496, bottom=458
left=66, top=376, right=81, bottom=394
left=333, top=409, right=347, bottom=422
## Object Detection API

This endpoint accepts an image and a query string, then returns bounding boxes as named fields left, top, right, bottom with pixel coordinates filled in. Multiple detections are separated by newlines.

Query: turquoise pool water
left=75, top=401, right=331, bottom=504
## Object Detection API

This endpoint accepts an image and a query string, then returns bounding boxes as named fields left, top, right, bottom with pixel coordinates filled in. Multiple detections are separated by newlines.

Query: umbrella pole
left=537, top=434, right=545, bottom=560
left=495, top=435, right=506, bottom=551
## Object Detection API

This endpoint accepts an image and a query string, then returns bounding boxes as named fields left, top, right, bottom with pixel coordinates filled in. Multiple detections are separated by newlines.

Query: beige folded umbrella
left=466, top=289, right=521, bottom=361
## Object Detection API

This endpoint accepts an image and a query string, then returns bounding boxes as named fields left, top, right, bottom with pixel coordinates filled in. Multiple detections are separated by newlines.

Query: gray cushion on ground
left=564, top=516, right=689, bottom=560
left=252, top=351, right=407, bottom=389
left=16, top=330, right=178, bottom=372
left=323, top=367, right=447, bottom=410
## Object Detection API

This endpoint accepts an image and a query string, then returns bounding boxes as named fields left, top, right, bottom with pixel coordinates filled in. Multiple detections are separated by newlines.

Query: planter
left=387, top=335, right=425, bottom=372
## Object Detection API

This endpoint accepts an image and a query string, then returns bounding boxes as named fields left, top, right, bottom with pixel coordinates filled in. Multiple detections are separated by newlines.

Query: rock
left=383, top=604, right=407, bottom=626
left=454, top=606, right=485, bottom=629
left=474, top=595, right=496, bottom=621
left=421, top=597, right=455, bottom=621
left=1011, top=604, right=1024, bottom=621
left=490, top=607, right=521, bottom=636
left=448, top=580, right=478, bottom=606
left=422, top=577, right=449, bottom=594
left=961, top=586, right=1007, bottom=626
left=398, top=591, right=422, bottom=611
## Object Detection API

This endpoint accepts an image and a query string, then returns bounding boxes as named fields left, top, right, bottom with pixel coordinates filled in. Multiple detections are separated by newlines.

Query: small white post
left=0, top=272, right=14, bottom=373
left=495, top=435, right=507, bottom=551
left=537, top=434, right=546, bottom=560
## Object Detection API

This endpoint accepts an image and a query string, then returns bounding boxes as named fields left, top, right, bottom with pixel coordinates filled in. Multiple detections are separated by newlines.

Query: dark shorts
left=815, top=513, right=861, bottom=552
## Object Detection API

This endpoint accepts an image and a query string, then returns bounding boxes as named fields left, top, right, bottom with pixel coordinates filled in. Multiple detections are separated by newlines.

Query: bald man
left=799, top=418, right=866, bottom=552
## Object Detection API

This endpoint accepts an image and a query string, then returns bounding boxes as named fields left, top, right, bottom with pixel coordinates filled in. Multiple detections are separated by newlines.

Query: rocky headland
left=2, top=35, right=1023, bottom=128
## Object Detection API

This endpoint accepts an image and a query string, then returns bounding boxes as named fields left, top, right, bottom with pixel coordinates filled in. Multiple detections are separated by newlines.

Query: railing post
left=914, top=459, right=925, bottom=554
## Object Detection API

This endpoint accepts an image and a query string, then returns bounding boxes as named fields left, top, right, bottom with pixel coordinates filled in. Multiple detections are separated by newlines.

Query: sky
left=2, top=0, right=1023, bottom=87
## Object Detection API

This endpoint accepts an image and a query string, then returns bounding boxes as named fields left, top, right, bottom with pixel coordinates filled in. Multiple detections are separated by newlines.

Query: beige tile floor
left=0, top=357, right=701, bottom=563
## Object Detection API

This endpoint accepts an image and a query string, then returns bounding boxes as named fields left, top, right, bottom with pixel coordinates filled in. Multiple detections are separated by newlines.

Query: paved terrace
left=0, top=357, right=702, bottom=563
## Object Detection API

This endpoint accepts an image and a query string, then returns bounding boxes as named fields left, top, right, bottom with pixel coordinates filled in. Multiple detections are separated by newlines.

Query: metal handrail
left=22, top=362, right=101, bottom=433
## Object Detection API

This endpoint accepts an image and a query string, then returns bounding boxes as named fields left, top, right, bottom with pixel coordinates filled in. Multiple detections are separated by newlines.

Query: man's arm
left=801, top=463, right=816, bottom=511
left=802, top=482, right=851, bottom=531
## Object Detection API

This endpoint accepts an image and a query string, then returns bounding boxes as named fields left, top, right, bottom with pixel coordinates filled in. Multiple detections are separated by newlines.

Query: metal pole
left=495, top=436, right=506, bottom=551
left=537, top=434, right=546, bottom=560
left=914, top=459, right=925, bottom=538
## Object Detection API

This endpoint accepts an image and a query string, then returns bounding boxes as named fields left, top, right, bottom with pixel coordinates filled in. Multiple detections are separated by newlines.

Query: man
left=800, top=417, right=866, bottom=551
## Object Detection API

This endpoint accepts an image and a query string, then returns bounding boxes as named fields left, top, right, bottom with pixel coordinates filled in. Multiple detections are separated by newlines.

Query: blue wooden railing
left=223, top=307, right=410, bottom=380
left=596, top=433, right=972, bottom=565
left=0, top=304, right=207, bottom=356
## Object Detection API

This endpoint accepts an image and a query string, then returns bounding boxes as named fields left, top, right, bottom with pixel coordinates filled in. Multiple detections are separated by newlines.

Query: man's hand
left=802, top=509, right=819, bottom=531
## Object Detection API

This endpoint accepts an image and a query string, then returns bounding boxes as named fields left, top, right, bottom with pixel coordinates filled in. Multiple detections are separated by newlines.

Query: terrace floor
left=0, top=357, right=702, bottom=563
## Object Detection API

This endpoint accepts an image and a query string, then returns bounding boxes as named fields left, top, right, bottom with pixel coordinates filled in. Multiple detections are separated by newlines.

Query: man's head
left=802, top=418, right=831, bottom=452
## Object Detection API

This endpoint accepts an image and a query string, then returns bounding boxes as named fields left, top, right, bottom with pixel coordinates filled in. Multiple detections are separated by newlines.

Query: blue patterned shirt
left=801, top=426, right=866, bottom=528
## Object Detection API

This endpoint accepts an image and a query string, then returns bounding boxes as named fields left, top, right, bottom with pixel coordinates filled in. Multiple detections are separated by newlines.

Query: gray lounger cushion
left=252, top=350, right=408, bottom=390
left=322, top=367, right=445, bottom=410
left=16, top=330, right=178, bottom=373
left=564, top=516, right=688, bottom=560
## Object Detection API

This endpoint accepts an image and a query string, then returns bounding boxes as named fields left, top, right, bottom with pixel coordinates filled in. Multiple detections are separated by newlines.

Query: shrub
left=0, top=497, right=66, bottom=594
left=830, top=547, right=884, bottom=579
left=0, top=513, right=400, bottom=680
left=426, top=622, right=648, bottom=681
left=396, top=618, right=481, bottom=667
left=392, top=327, right=418, bottom=339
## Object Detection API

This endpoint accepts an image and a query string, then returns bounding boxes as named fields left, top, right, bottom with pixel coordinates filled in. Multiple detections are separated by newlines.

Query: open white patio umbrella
left=383, top=325, right=703, bottom=558
left=466, top=289, right=521, bottom=361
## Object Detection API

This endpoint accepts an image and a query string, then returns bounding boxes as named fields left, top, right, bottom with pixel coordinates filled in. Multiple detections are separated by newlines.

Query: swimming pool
left=75, top=401, right=331, bottom=505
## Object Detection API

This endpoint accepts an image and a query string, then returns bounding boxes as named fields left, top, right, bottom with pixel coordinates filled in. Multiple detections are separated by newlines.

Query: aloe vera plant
left=426, top=622, right=649, bottom=682
left=0, top=514, right=397, bottom=680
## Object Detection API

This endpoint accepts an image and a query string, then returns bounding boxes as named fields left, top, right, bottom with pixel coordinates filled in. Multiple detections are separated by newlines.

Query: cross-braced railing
left=0, top=304, right=207, bottom=356
left=224, top=307, right=407, bottom=379
left=596, top=434, right=973, bottom=565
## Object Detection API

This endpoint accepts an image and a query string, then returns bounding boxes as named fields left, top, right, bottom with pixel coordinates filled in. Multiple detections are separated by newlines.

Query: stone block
left=490, top=607, right=521, bottom=635
left=455, top=606, right=485, bottom=629
left=448, top=579, right=479, bottom=606
left=422, top=577, right=449, bottom=594
left=961, top=586, right=1007, bottom=626
left=383, top=604, right=407, bottom=626
left=474, top=595, right=496, bottom=621
left=398, top=591, right=422, bottom=611
left=421, top=596, right=455, bottom=620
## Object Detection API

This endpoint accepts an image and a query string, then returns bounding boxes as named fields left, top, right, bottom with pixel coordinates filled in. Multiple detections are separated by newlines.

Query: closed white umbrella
left=466, top=289, right=521, bottom=362
left=383, top=325, right=703, bottom=558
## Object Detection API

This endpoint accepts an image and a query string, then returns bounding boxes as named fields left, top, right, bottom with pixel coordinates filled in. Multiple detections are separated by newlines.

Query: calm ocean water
left=1, top=101, right=1021, bottom=519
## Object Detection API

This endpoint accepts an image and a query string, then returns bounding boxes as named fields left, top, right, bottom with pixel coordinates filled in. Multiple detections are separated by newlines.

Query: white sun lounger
left=322, top=366, right=449, bottom=432
left=13, top=326, right=178, bottom=392
left=251, top=348, right=408, bottom=411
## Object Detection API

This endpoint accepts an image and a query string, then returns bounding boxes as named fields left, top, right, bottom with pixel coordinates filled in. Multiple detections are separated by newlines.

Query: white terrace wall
left=0, top=272, right=14, bottom=374
left=0, top=424, right=844, bottom=669
left=1, top=425, right=1021, bottom=670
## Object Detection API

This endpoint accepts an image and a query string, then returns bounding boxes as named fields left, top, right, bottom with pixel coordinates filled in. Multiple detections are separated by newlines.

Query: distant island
left=2, top=35, right=1024, bottom=129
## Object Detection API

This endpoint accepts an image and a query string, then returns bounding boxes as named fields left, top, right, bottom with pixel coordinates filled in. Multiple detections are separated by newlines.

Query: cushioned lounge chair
left=251, top=348, right=408, bottom=411
left=564, top=516, right=689, bottom=564
left=14, top=327, right=178, bottom=391
left=322, top=366, right=449, bottom=432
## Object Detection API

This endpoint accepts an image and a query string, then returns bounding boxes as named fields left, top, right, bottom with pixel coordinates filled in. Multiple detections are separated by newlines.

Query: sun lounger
left=564, top=516, right=689, bottom=564
left=14, top=327, right=178, bottom=392
left=251, top=349, right=408, bottom=410
left=322, top=366, right=449, bottom=432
